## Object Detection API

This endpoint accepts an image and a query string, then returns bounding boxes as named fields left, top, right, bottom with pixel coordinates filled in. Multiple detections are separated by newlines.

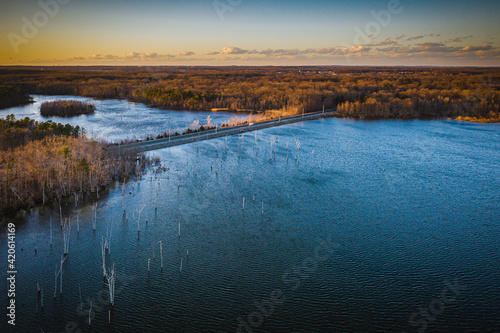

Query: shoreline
left=0, top=94, right=257, bottom=115
left=454, top=115, right=500, bottom=124
left=3, top=95, right=499, bottom=124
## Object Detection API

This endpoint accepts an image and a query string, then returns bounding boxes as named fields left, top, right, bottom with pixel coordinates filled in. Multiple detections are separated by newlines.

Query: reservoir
left=0, top=97, right=499, bottom=332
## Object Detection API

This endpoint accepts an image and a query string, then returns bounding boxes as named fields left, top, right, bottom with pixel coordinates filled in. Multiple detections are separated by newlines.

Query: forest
left=0, top=66, right=498, bottom=121
left=0, top=115, right=147, bottom=213
left=0, top=85, right=33, bottom=109
left=40, top=99, right=95, bottom=117
left=0, top=114, right=82, bottom=150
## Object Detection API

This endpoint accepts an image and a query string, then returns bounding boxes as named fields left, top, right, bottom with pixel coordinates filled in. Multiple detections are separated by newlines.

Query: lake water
left=1, top=98, right=500, bottom=332
left=0, top=95, right=237, bottom=142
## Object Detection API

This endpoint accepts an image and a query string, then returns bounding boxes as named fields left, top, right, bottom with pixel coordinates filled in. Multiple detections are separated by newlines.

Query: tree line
left=0, top=66, right=498, bottom=121
left=0, top=86, right=32, bottom=109
left=0, top=114, right=82, bottom=150
left=40, top=100, right=95, bottom=117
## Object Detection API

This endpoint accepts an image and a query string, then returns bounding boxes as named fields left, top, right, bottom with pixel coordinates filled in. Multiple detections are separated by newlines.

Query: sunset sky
left=1, top=0, right=499, bottom=66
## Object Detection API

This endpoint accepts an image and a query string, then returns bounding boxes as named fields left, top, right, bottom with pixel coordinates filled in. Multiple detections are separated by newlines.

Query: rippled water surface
left=0, top=95, right=236, bottom=142
left=0, top=106, right=499, bottom=332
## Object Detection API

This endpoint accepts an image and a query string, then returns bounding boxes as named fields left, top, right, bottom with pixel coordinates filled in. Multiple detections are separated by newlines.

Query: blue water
left=0, top=95, right=237, bottom=142
left=0, top=114, right=499, bottom=332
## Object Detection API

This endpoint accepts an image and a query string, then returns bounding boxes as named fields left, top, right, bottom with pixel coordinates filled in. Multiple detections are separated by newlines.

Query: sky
left=0, top=0, right=499, bottom=66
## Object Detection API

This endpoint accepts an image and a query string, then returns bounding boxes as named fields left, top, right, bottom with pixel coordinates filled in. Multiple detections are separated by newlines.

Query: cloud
left=375, top=46, right=412, bottom=54
left=259, top=48, right=310, bottom=56
left=314, top=48, right=339, bottom=55
left=348, top=45, right=370, bottom=53
left=160, top=42, right=500, bottom=64
left=406, top=34, right=443, bottom=42
left=19, top=41, right=500, bottom=66
left=90, top=54, right=118, bottom=60
left=364, top=38, right=398, bottom=47
left=259, top=48, right=274, bottom=55
left=415, top=42, right=497, bottom=55
left=212, top=46, right=373, bottom=58
left=416, top=42, right=444, bottom=47
left=373, top=41, right=498, bottom=61
left=122, top=52, right=142, bottom=59
left=83, top=52, right=176, bottom=61
left=408, top=42, right=460, bottom=53
left=459, top=44, right=492, bottom=52
left=261, top=48, right=304, bottom=56
left=448, top=35, right=473, bottom=43
left=221, top=46, right=249, bottom=54
left=178, top=51, right=195, bottom=56
left=121, top=52, right=174, bottom=59
left=261, top=46, right=374, bottom=56
left=376, top=38, right=398, bottom=46
left=407, top=35, right=425, bottom=41
left=395, top=34, right=406, bottom=40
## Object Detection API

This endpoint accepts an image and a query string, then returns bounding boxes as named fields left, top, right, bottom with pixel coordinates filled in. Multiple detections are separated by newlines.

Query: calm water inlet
left=0, top=95, right=237, bottom=142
